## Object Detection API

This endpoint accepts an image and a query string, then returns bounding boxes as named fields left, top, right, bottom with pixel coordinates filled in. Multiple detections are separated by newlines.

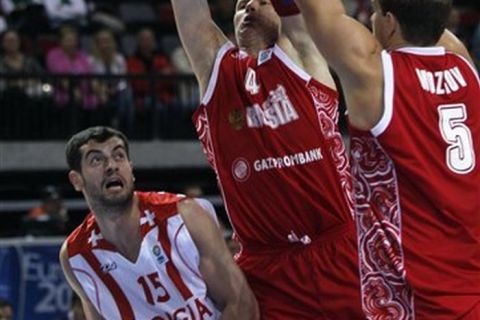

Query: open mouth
left=242, top=15, right=255, bottom=27
left=104, top=178, right=124, bottom=191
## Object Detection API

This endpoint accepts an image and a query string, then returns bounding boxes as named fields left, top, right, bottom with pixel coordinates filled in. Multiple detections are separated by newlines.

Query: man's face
left=70, top=137, right=134, bottom=210
left=234, top=0, right=280, bottom=47
left=138, top=29, right=156, bottom=54
left=0, top=305, right=13, bottom=320
left=2, top=32, right=20, bottom=54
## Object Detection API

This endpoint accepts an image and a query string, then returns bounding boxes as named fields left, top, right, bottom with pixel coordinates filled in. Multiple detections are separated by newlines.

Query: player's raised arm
left=271, top=0, right=335, bottom=89
left=59, top=242, right=104, bottom=320
left=293, top=0, right=380, bottom=79
left=294, top=0, right=384, bottom=129
left=178, top=199, right=259, bottom=320
left=170, top=0, right=229, bottom=96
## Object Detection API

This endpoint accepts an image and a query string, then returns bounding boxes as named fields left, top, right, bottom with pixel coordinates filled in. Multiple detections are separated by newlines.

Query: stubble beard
left=86, top=183, right=135, bottom=218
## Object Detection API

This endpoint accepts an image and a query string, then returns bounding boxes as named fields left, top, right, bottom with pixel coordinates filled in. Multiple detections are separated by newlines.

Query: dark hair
left=378, top=0, right=452, bottom=45
left=65, top=126, right=129, bottom=172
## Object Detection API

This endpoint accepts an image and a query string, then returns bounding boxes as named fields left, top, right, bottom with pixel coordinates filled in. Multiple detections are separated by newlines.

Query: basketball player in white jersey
left=59, top=126, right=258, bottom=319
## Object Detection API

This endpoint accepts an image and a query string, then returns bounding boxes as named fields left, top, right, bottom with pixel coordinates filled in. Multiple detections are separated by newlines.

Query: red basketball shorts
left=236, top=223, right=364, bottom=319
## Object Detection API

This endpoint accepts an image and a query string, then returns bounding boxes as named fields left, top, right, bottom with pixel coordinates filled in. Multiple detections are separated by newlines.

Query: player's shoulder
left=137, top=191, right=186, bottom=221
left=64, top=212, right=97, bottom=257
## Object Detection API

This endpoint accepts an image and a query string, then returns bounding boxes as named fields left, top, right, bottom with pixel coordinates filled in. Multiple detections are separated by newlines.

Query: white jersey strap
left=371, top=50, right=395, bottom=137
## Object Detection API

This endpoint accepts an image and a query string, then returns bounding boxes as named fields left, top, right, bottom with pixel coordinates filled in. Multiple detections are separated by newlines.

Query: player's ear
left=385, top=11, right=399, bottom=38
left=68, top=170, right=84, bottom=192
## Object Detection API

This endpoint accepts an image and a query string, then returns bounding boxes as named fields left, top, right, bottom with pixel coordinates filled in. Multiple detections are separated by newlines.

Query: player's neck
left=239, top=38, right=274, bottom=57
left=94, top=195, right=143, bottom=262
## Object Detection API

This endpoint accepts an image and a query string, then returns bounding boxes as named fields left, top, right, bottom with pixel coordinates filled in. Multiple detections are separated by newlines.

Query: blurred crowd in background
left=0, top=0, right=478, bottom=140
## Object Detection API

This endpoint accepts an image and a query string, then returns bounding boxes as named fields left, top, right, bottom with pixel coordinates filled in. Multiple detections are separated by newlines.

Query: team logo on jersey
left=228, top=108, right=245, bottom=130
left=232, top=158, right=251, bottom=182
left=100, top=261, right=117, bottom=273
left=258, top=48, right=273, bottom=66
left=245, top=68, right=260, bottom=95
left=152, top=245, right=169, bottom=265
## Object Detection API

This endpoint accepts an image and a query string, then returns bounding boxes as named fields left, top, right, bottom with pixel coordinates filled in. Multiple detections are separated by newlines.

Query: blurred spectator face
left=137, top=29, right=156, bottom=55
left=61, top=29, right=79, bottom=56
left=2, top=31, right=20, bottom=54
left=0, top=305, right=13, bottom=320
left=95, top=30, right=116, bottom=57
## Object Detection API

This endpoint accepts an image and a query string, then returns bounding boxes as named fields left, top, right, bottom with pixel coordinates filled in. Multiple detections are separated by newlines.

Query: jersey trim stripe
left=72, top=267, right=102, bottom=312
left=372, top=51, right=395, bottom=137
left=273, top=44, right=311, bottom=82
left=201, top=41, right=235, bottom=106
left=396, top=46, right=445, bottom=56
left=81, top=251, right=135, bottom=319
left=158, top=220, right=194, bottom=301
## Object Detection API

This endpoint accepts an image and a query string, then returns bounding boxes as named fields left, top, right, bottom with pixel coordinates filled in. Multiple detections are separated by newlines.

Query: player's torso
left=67, top=192, right=220, bottom=320
left=350, top=48, right=480, bottom=318
left=380, top=48, right=480, bottom=239
left=194, top=43, right=352, bottom=247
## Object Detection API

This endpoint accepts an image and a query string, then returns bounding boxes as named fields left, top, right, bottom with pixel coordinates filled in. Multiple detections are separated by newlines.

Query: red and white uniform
left=66, top=192, right=220, bottom=320
left=350, top=47, right=480, bottom=319
left=193, top=42, right=363, bottom=318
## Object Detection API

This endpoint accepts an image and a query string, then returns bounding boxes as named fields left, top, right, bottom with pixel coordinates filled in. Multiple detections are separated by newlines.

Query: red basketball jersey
left=193, top=42, right=353, bottom=249
left=350, top=47, right=480, bottom=319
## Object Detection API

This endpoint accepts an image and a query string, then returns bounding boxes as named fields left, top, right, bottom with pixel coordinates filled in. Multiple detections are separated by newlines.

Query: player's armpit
left=178, top=199, right=259, bottom=320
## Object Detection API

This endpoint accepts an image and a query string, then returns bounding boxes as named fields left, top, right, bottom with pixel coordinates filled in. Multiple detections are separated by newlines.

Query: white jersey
left=65, top=191, right=221, bottom=320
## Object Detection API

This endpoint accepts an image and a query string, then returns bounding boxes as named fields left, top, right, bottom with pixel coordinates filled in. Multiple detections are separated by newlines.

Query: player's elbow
left=221, top=284, right=259, bottom=320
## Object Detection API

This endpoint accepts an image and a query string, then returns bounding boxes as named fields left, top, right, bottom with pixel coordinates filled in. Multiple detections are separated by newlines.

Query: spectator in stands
left=46, top=25, right=99, bottom=110
left=90, top=28, right=133, bottom=134
left=42, top=0, right=87, bottom=28
left=24, top=185, right=67, bottom=236
left=0, top=29, right=43, bottom=94
left=0, top=29, right=42, bottom=73
left=1, top=0, right=50, bottom=36
left=126, top=27, right=175, bottom=138
left=126, top=27, right=174, bottom=109
left=0, top=298, right=13, bottom=320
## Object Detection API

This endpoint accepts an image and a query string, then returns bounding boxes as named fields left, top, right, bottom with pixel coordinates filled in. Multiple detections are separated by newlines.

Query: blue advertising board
left=0, top=238, right=71, bottom=320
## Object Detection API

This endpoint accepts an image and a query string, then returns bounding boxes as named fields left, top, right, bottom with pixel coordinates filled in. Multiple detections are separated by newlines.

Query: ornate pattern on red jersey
left=66, top=191, right=221, bottom=320
left=195, top=109, right=217, bottom=173
left=309, top=85, right=354, bottom=217
left=350, top=134, right=415, bottom=320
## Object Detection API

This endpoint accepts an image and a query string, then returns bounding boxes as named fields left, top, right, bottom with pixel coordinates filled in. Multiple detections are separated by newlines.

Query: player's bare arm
left=170, top=0, right=228, bottom=96
left=59, top=242, right=104, bottom=320
left=178, top=199, right=259, bottom=320
left=294, top=0, right=385, bottom=130
left=278, top=13, right=336, bottom=90
left=439, top=29, right=475, bottom=65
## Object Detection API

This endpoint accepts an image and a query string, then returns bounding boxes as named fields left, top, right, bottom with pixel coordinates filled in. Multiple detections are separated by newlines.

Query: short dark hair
left=65, top=126, right=129, bottom=172
left=379, top=0, right=452, bottom=46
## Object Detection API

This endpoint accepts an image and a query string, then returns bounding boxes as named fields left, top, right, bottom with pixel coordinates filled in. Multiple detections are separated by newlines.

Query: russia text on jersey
left=150, top=296, right=215, bottom=320
left=246, top=85, right=299, bottom=129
